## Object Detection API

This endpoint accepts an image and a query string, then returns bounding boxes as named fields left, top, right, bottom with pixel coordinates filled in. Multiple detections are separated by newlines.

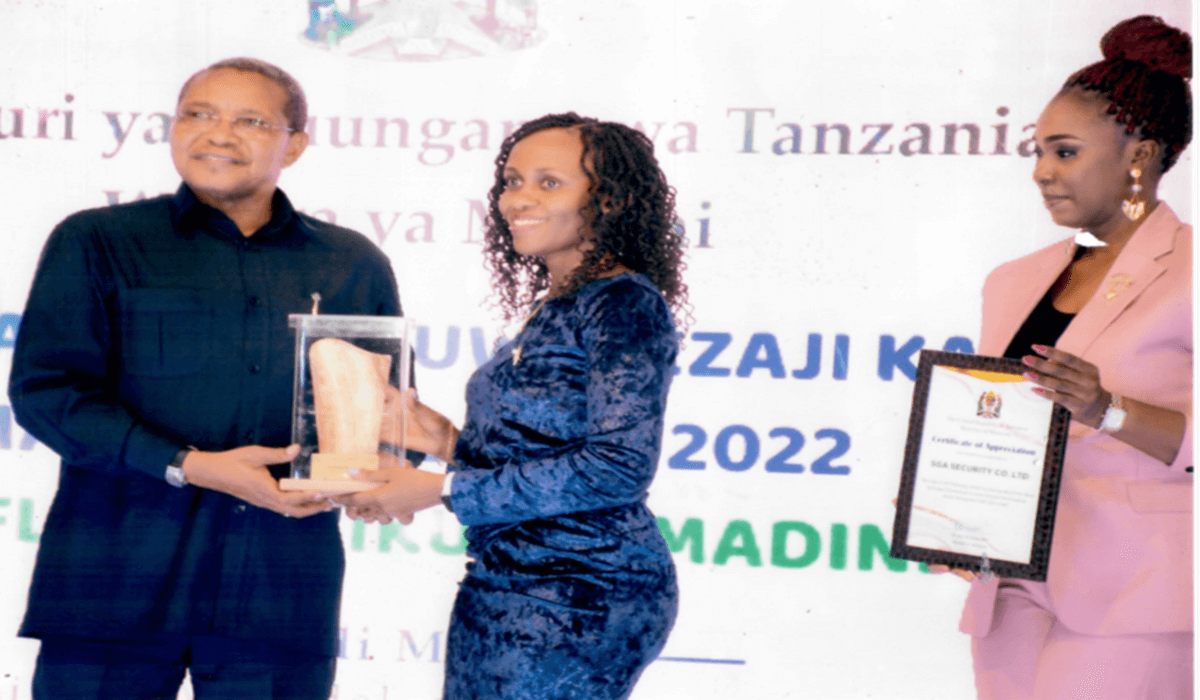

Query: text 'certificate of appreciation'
left=891, top=350, right=1069, bottom=581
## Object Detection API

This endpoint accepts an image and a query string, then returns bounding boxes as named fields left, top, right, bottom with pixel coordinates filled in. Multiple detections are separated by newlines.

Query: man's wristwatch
left=1098, top=393, right=1127, bottom=434
left=165, top=448, right=193, bottom=488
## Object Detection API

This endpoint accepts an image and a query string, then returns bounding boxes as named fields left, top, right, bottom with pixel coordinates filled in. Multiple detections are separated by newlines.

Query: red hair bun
left=1101, top=15, right=1191, bottom=80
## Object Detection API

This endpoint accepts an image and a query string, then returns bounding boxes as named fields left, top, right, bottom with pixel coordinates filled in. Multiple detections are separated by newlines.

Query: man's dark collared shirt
left=9, top=185, right=400, bottom=655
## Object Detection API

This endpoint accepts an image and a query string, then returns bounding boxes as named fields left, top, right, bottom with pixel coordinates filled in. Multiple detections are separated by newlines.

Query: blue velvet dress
left=442, top=273, right=679, bottom=700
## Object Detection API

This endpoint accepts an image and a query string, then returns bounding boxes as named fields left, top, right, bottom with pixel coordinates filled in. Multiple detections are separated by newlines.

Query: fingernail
left=348, top=468, right=359, bottom=475
left=1031, top=344, right=1047, bottom=353
left=1023, top=371, right=1038, bottom=381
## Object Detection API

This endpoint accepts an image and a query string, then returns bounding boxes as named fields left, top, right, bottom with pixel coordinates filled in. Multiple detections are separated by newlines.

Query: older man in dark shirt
left=8, top=58, right=400, bottom=698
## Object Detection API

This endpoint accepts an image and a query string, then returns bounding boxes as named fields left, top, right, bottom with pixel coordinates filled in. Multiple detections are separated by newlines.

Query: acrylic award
left=280, top=312, right=412, bottom=493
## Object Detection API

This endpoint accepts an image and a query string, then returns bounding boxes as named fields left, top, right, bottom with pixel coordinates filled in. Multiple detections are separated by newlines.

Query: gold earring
left=1121, top=168, right=1145, bottom=221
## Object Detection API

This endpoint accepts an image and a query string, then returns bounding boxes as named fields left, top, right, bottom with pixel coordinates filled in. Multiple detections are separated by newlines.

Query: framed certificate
left=890, top=350, right=1070, bottom=581
left=280, top=313, right=412, bottom=494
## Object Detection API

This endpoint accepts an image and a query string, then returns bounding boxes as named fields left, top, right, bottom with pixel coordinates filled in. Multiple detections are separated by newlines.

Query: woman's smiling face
left=499, top=127, right=594, bottom=278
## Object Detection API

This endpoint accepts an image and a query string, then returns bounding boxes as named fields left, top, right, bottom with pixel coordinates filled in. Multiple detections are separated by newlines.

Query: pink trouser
left=971, top=580, right=1193, bottom=699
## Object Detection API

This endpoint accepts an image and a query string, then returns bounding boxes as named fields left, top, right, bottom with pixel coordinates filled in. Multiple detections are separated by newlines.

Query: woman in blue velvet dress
left=338, top=112, right=689, bottom=699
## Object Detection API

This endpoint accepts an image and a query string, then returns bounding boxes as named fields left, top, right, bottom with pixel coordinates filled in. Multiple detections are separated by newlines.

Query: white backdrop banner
left=0, top=1, right=1192, bottom=699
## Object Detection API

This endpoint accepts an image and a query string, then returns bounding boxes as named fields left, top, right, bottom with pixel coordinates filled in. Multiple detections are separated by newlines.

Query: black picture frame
left=890, top=349, right=1071, bottom=581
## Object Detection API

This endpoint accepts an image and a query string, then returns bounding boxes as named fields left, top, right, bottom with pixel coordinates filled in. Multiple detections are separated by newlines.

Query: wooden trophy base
left=279, top=478, right=376, bottom=493
left=280, top=453, right=381, bottom=493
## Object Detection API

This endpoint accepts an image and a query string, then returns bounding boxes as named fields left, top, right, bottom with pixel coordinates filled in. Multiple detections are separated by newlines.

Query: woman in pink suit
left=949, top=15, right=1193, bottom=700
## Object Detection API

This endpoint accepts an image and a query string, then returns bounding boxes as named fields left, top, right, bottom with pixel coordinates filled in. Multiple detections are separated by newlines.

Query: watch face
left=1101, top=407, right=1128, bottom=434
left=166, top=466, right=188, bottom=488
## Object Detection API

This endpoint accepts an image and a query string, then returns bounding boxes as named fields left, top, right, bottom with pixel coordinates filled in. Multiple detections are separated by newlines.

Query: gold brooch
left=1103, top=274, right=1134, bottom=302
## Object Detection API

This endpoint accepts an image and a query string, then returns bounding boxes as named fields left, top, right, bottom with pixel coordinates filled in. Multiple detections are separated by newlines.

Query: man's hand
left=181, top=444, right=333, bottom=518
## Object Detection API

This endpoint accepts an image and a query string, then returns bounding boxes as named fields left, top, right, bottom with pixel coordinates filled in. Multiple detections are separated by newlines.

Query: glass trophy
left=280, top=313, right=412, bottom=493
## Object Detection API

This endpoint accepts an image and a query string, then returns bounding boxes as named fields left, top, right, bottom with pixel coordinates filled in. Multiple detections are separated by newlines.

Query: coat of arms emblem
left=977, top=390, right=1002, bottom=418
left=302, top=0, right=544, bottom=61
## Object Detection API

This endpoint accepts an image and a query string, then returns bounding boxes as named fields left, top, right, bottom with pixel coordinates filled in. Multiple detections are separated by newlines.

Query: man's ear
left=282, top=130, right=310, bottom=168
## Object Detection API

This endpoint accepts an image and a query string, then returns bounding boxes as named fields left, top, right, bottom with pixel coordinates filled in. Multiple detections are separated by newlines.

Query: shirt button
left=235, top=505, right=247, bottom=514
left=249, top=364, right=261, bottom=374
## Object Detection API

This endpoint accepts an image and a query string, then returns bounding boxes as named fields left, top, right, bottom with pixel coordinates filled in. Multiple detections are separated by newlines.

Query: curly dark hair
left=1062, top=15, right=1192, bottom=172
left=482, top=112, right=689, bottom=330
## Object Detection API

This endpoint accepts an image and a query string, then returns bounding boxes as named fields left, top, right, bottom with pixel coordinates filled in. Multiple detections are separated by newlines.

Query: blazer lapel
left=1056, top=204, right=1180, bottom=358
left=986, top=241, right=1075, bottom=356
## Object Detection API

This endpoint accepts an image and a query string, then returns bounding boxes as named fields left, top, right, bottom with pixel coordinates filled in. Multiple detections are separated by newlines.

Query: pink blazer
left=959, top=203, right=1193, bottom=637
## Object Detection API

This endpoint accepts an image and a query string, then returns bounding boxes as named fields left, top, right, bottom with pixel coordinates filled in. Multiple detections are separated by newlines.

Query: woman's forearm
left=1109, top=399, right=1188, bottom=466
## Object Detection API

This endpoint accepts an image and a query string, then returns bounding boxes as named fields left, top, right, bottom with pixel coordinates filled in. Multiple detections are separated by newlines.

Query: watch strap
left=440, top=471, right=455, bottom=513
